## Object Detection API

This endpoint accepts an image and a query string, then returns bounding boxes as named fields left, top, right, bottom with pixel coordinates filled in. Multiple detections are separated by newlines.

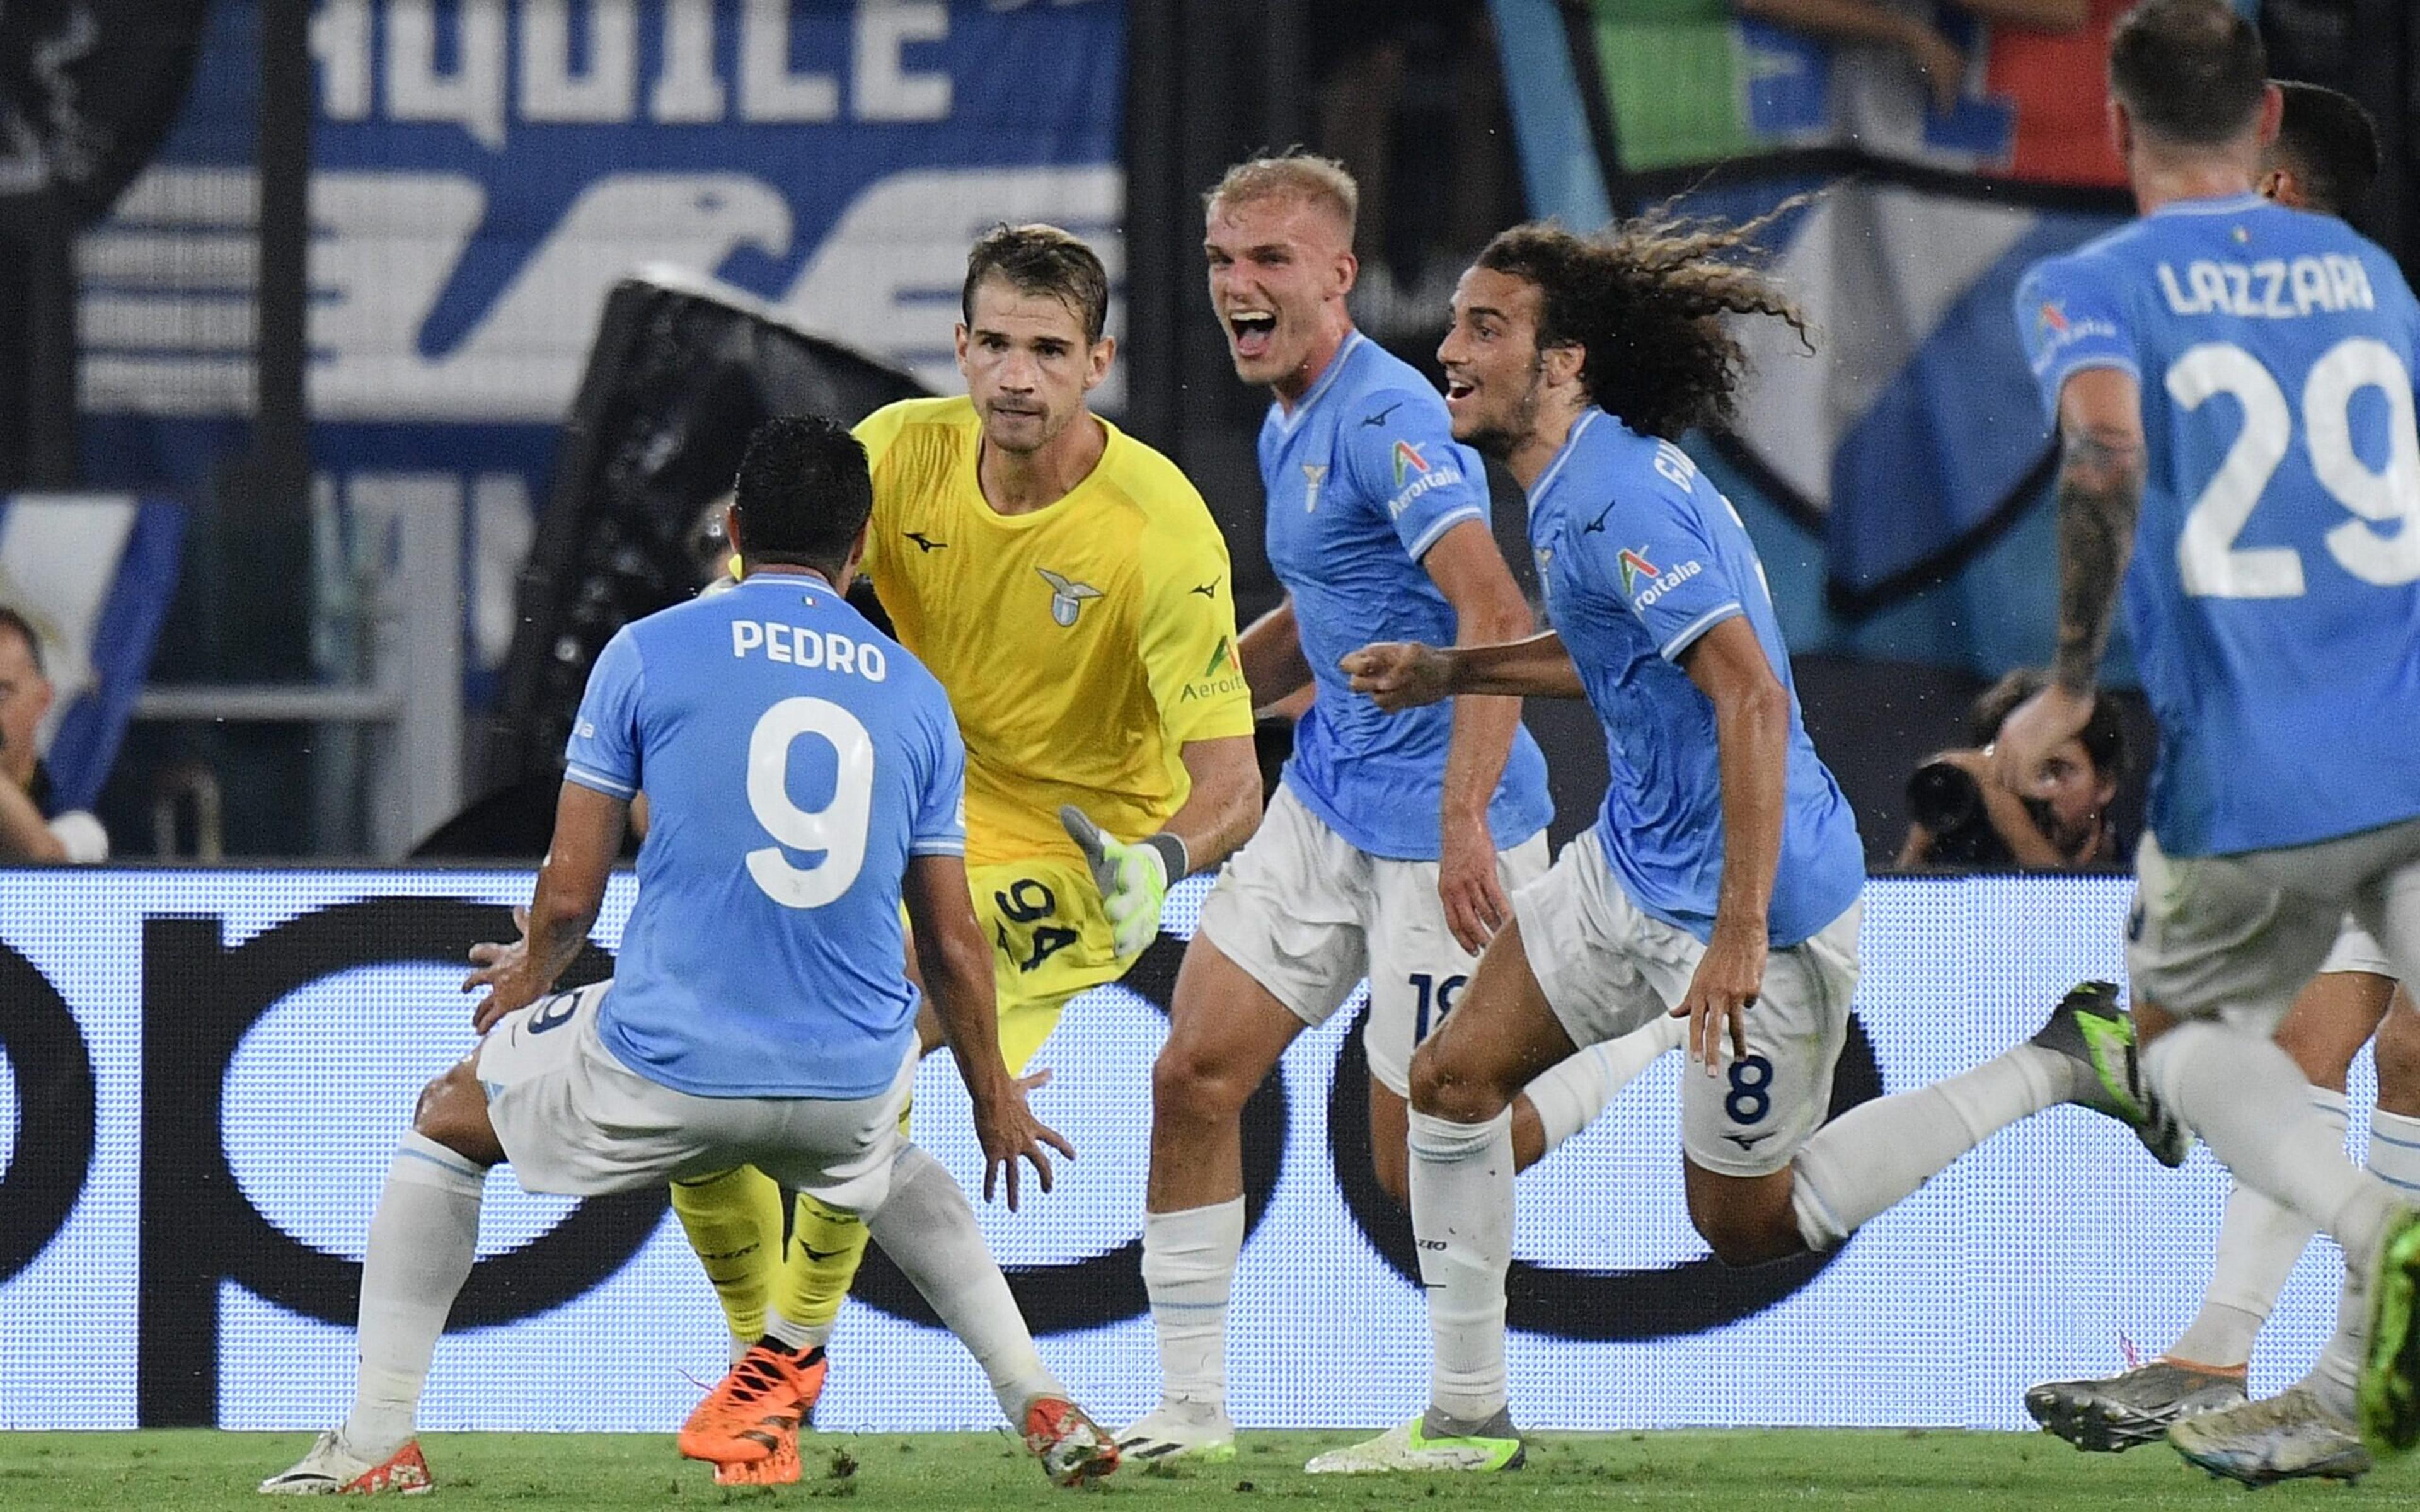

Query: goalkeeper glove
left=1059, top=806, right=1187, bottom=958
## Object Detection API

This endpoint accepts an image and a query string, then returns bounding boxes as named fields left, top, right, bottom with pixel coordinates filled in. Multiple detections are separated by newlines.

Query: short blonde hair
left=1204, top=151, right=1358, bottom=239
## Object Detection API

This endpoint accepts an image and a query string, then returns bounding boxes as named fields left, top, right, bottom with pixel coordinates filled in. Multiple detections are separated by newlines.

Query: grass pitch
left=3, top=1428, right=2409, bottom=1509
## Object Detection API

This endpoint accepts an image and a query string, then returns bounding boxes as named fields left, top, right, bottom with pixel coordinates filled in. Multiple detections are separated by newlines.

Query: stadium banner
left=0, top=868, right=2377, bottom=1433
left=1496, top=0, right=2141, bottom=624
left=76, top=0, right=1124, bottom=696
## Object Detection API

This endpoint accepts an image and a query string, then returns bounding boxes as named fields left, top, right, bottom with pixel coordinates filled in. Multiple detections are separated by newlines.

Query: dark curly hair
left=1473, top=202, right=1812, bottom=440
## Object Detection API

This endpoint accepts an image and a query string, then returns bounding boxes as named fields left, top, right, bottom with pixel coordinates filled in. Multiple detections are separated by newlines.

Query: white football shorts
left=1512, top=829, right=1864, bottom=1178
left=1199, top=782, right=1550, bottom=1097
left=480, top=979, right=915, bottom=1211
left=2319, top=917, right=2393, bottom=979
left=2126, top=818, right=2420, bottom=1034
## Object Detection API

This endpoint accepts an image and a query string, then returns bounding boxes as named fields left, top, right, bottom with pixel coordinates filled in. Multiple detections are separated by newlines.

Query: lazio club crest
left=1036, top=566, right=1103, bottom=627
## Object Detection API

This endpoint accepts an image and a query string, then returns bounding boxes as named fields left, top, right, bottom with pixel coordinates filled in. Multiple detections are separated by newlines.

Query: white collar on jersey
left=1270, top=329, right=1367, bottom=435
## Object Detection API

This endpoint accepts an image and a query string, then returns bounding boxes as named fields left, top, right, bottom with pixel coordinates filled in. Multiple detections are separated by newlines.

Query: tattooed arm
left=1993, top=367, right=2146, bottom=795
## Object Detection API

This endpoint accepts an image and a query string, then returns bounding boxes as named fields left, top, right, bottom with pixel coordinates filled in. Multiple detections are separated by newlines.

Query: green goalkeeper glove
left=1059, top=806, right=1187, bottom=958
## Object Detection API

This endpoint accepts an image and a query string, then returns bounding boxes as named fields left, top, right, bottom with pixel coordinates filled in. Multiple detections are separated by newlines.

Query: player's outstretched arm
left=1674, top=616, right=1785, bottom=1074
left=1162, top=735, right=1262, bottom=876
left=904, top=852, right=1073, bottom=1210
left=1993, top=368, right=2145, bottom=796
left=1343, top=631, right=1583, bottom=709
left=1423, top=518, right=1540, bottom=951
left=1238, top=597, right=1313, bottom=711
left=465, top=780, right=626, bottom=1031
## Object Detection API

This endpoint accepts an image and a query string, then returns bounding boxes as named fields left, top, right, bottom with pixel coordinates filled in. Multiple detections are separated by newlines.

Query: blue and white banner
left=1495, top=0, right=2147, bottom=624
left=0, top=494, right=186, bottom=810
left=77, top=0, right=1123, bottom=684
left=0, top=869, right=2375, bottom=1432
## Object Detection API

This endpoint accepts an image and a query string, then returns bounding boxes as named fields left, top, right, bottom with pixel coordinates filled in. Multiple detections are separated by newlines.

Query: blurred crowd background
left=0, top=0, right=2408, bottom=868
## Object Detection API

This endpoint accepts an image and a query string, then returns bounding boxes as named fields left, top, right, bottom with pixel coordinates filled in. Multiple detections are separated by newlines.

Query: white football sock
left=345, top=1131, right=487, bottom=1455
left=1409, top=1108, right=1514, bottom=1424
left=1140, top=1198, right=1243, bottom=1414
left=1790, top=1045, right=2075, bottom=1251
left=2166, top=1088, right=2346, bottom=1369
left=863, top=1145, right=1062, bottom=1421
left=2145, top=1022, right=2397, bottom=1267
left=2307, top=1107, right=2420, bottom=1418
left=761, top=1308, right=832, bottom=1353
left=1523, top=1016, right=1684, bottom=1155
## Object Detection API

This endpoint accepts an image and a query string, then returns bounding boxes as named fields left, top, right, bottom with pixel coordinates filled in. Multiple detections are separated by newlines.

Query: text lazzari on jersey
left=2017, top=194, right=2420, bottom=857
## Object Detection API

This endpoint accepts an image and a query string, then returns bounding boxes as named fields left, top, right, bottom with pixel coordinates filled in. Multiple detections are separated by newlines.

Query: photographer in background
left=0, top=605, right=108, bottom=861
left=1898, top=667, right=2124, bottom=869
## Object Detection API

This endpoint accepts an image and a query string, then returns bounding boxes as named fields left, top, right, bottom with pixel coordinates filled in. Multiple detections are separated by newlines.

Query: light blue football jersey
left=2017, top=193, right=2420, bottom=857
left=563, top=571, right=967, bottom=1099
left=1526, top=410, right=1863, bottom=946
left=1260, top=331, right=1553, bottom=859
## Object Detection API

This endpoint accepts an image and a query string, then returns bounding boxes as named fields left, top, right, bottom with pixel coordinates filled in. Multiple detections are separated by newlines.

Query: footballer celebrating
left=1323, top=212, right=2179, bottom=1472
left=260, top=418, right=1115, bottom=1495
left=1995, top=0, right=2420, bottom=1479
left=672, top=225, right=1262, bottom=1479
left=1121, top=153, right=1680, bottom=1464
left=2024, top=78, right=2420, bottom=1478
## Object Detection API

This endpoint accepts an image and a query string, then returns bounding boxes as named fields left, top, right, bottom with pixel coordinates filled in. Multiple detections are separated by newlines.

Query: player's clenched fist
left=1340, top=640, right=1453, bottom=711
left=1061, top=805, right=1185, bottom=958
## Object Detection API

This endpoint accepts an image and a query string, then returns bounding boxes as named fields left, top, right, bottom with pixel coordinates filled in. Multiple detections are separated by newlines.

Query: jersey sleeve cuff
left=564, top=764, right=638, bottom=799
left=909, top=837, right=967, bottom=857
left=1659, top=602, right=1743, bottom=662
left=2036, top=353, right=2140, bottom=416
left=1403, top=505, right=1485, bottom=561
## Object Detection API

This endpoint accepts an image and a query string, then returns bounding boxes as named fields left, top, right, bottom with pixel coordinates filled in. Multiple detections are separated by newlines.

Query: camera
left=1907, top=757, right=2065, bottom=869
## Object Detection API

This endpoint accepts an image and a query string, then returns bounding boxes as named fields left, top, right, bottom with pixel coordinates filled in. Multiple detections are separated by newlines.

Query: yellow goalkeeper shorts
left=968, top=856, right=1134, bottom=1075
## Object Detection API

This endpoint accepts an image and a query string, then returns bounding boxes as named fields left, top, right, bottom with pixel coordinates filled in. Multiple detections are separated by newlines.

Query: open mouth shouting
left=1226, top=308, right=1277, bottom=362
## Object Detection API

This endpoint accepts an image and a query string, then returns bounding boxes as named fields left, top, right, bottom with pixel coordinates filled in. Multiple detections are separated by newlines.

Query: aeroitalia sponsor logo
left=1617, top=547, right=1659, bottom=596
left=1383, top=440, right=1462, bottom=519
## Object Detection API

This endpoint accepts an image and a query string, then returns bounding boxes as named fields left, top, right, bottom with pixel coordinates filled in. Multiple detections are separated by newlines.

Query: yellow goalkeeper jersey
left=855, top=396, right=1254, bottom=869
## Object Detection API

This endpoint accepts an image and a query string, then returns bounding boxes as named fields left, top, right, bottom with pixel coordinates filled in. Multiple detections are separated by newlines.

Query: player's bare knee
left=1409, top=1045, right=1512, bottom=1125
left=1690, top=1202, right=1801, bottom=1267
left=411, top=1058, right=500, bottom=1166
left=1152, top=1034, right=1249, bottom=1125
left=1685, top=1166, right=1804, bottom=1266
left=2373, top=1000, right=2420, bottom=1114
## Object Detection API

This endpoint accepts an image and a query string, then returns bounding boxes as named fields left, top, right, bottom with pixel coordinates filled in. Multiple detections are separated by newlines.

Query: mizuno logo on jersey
left=1035, top=567, right=1103, bottom=627
left=1301, top=462, right=1329, bottom=513
left=1361, top=402, right=1401, bottom=427
left=1390, top=439, right=1430, bottom=487
left=2157, top=255, right=2377, bottom=319
left=904, top=530, right=948, bottom=552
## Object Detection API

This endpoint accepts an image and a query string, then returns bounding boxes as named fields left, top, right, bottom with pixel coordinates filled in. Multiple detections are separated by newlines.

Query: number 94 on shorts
left=966, top=856, right=1130, bottom=1075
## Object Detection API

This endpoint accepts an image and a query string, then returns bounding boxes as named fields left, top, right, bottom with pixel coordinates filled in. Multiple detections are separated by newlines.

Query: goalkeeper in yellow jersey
left=674, top=224, right=1262, bottom=1484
